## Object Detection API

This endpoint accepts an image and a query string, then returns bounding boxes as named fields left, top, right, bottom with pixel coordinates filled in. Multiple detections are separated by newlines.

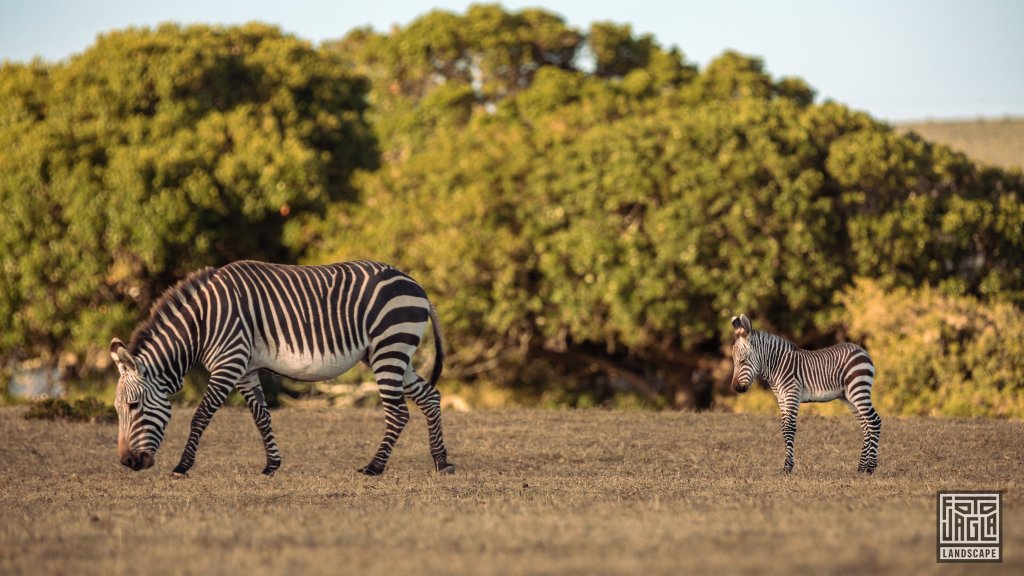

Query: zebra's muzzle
left=121, top=451, right=155, bottom=471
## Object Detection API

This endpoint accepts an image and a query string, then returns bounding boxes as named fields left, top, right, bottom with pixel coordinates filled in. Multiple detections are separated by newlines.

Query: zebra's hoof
left=171, top=470, right=190, bottom=479
left=437, top=463, right=456, bottom=475
left=358, top=466, right=384, bottom=477
left=262, top=459, right=281, bottom=476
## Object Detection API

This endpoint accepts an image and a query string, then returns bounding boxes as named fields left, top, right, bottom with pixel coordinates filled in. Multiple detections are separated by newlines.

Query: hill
left=897, top=117, right=1024, bottom=170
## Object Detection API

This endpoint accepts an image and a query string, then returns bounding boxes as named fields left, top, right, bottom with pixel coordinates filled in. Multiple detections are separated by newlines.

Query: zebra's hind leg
left=405, top=373, right=455, bottom=474
left=841, top=396, right=882, bottom=474
left=853, top=403, right=882, bottom=474
left=236, top=371, right=282, bottom=476
left=359, top=359, right=411, bottom=476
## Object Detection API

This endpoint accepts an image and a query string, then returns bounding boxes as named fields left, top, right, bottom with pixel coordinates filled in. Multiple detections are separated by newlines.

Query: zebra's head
left=730, top=314, right=757, bottom=393
left=110, top=338, right=170, bottom=471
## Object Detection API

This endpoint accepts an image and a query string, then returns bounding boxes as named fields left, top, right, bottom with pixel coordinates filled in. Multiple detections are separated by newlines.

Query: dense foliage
left=2, top=6, right=1022, bottom=414
left=0, top=23, right=376, bottom=370
left=840, top=279, right=1024, bottom=417
left=311, top=6, right=1024, bottom=409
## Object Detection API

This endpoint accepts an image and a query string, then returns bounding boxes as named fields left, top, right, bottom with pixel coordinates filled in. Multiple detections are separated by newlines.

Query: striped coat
left=730, top=314, right=881, bottom=473
left=111, top=260, right=454, bottom=477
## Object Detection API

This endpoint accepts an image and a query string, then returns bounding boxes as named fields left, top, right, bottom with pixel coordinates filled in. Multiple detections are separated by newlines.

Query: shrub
left=840, top=279, right=1024, bottom=418
left=24, top=398, right=117, bottom=423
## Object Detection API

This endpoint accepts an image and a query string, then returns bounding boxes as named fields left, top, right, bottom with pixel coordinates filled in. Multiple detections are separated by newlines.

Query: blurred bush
left=840, top=279, right=1024, bottom=418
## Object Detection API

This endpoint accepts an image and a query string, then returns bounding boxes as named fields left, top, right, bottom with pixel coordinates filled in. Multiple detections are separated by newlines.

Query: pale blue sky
left=1, top=0, right=1022, bottom=121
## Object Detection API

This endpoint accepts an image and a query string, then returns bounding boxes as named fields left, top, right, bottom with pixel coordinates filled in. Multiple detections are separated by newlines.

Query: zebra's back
left=213, top=260, right=431, bottom=381
left=793, top=342, right=873, bottom=403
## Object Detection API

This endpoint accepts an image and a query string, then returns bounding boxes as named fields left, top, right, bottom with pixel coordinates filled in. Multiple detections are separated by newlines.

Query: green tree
left=310, top=6, right=1024, bottom=409
left=5, top=5, right=1023, bottom=415
left=588, top=22, right=656, bottom=78
left=0, top=23, right=377, bottom=371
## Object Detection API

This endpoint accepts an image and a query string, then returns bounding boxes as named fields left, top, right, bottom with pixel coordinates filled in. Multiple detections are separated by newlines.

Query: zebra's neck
left=128, top=268, right=216, bottom=394
left=752, top=330, right=797, bottom=382
left=132, top=323, right=203, bottom=395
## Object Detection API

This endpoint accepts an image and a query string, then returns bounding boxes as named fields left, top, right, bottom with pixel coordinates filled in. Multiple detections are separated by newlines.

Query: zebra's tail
left=427, top=303, right=445, bottom=389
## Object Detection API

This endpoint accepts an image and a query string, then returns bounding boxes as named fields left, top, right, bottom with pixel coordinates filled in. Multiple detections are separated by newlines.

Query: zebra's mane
left=128, top=267, right=218, bottom=354
left=753, top=329, right=799, bottom=351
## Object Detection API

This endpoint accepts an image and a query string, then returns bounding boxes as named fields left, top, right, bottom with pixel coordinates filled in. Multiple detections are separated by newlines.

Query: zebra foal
left=729, top=314, right=881, bottom=474
left=110, top=260, right=455, bottom=477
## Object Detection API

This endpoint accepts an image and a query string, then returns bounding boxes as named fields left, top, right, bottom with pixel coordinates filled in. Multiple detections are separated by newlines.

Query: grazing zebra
left=110, top=260, right=455, bottom=477
left=729, top=314, right=881, bottom=474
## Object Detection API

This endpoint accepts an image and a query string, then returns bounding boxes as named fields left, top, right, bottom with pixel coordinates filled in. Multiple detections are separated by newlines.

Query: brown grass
left=1, top=406, right=1021, bottom=575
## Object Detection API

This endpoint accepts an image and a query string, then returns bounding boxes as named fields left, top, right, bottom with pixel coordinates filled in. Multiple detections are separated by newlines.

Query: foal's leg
left=844, top=397, right=881, bottom=474
left=778, top=392, right=800, bottom=474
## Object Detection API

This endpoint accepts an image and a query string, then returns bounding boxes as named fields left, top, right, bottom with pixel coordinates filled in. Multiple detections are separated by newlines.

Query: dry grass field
left=897, top=117, right=1024, bottom=170
left=1, top=406, right=1021, bottom=575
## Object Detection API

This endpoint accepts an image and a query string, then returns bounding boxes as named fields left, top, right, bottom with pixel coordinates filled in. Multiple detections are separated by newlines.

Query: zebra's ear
left=110, top=338, right=137, bottom=374
left=732, top=315, right=751, bottom=338
left=739, top=314, right=752, bottom=334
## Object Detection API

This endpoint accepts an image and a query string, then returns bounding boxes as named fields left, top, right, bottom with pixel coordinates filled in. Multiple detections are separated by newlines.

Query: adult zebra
left=730, top=314, right=881, bottom=474
left=110, top=260, right=455, bottom=477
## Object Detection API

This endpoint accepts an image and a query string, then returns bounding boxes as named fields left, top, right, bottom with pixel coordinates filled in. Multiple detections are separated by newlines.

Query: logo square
left=937, top=491, right=1002, bottom=563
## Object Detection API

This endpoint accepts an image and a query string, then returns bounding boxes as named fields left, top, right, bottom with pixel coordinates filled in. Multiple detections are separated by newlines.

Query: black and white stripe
left=110, top=260, right=454, bottom=477
left=730, top=314, right=881, bottom=474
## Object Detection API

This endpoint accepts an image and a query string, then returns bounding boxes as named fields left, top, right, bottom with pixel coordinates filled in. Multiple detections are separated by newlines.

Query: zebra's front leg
left=779, top=396, right=800, bottom=474
left=172, top=369, right=240, bottom=477
left=405, top=374, right=455, bottom=474
left=236, top=371, right=282, bottom=476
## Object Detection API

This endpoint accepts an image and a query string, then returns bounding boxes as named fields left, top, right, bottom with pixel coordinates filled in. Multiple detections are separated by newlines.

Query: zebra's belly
left=252, top=346, right=366, bottom=382
left=801, top=386, right=843, bottom=403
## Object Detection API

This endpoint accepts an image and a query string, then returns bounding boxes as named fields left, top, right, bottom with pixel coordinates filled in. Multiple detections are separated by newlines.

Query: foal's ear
left=739, top=314, right=752, bottom=333
left=110, top=338, right=137, bottom=374
left=731, top=314, right=752, bottom=337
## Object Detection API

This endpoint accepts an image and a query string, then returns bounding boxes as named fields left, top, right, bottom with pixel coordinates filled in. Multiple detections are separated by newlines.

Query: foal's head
left=730, top=314, right=759, bottom=393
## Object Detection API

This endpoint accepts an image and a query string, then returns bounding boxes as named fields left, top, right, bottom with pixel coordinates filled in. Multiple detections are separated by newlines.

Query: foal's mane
left=128, top=267, right=218, bottom=353
left=754, top=329, right=799, bottom=351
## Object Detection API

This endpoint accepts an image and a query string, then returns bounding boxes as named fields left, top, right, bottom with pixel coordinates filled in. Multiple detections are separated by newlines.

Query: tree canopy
left=0, top=23, right=376, bottom=367
left=307, top=6, right=1024, bottom=409
left=2, top=6, right=1022, bottom=414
